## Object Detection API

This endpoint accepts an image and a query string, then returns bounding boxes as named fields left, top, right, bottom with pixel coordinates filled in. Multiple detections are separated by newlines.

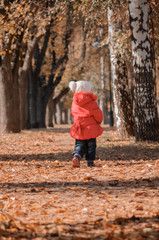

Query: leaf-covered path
left=0, top=125, right=159, bottom=239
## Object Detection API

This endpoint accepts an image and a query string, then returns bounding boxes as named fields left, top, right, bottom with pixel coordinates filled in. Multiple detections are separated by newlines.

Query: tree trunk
left=108, top=5, right=135, bottom=138
left=29, top=69, right=39, bottom=128
left=39, top=103, right=47, bottom=128
left=36, top=82, right=47, bottom=128
left=0, top=54, right=21, bottom=133
left=56, top=102, right=64, bottom=124
left=129, top=0, right=159, bottom=141
left=63, top=109, right=68, bottom=124
left=99, top=54, right=107, bottom=124
left=80, top=19, right=86, bottom=60
left=26, top=74, right=31, bottom=129
left=20, top=75, right=27, bottom=130
left=46, top=95, right=54, bottom=127
left=0, top=67, right=7, bottom=132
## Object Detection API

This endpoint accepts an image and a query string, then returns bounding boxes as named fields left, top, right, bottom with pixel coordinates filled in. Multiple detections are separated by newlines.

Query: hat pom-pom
left=69, top=81, right=76, bottom=92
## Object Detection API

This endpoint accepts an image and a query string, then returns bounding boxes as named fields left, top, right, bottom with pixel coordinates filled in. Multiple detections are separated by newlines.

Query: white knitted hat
left=69, top=81, right=92, bottom=93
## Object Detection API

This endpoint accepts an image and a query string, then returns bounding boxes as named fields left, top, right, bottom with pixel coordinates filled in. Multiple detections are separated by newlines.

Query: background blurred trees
left=0, top=0, right=159, bottom=141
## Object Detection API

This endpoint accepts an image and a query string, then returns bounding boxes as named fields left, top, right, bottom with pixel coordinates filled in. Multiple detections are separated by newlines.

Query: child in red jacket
left=69, top=81, right=103, bottom=167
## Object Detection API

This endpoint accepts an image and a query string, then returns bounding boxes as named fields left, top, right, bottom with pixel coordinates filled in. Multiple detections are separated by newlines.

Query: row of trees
left=0, top=0, right=71, bottom=131
left=0, top=0, right=159, bottom=141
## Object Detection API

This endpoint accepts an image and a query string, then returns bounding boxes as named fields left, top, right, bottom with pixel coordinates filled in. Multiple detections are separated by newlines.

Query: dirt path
left=0, top=125, right=159, bottom=239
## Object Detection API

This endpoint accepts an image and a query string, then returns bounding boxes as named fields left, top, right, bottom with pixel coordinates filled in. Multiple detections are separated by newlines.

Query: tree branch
left=35, top=21, right=53, bottom=78
left=19, top=34, right=43, bottom=85
left=53, top=87, right=69, bottom=105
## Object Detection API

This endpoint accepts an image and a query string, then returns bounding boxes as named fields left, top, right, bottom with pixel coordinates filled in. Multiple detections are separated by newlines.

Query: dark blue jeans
left=73, top=138, right=96, bottom=160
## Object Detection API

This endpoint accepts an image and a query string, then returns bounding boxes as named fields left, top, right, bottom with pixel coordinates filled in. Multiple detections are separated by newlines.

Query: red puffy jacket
left=70, top=92, right=103, bottom=140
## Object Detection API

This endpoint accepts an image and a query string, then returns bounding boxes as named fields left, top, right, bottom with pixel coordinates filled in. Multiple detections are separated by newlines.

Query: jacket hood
left=73, top=92, right=97, bottom=106
left=69, top=81, right=92, bottom=93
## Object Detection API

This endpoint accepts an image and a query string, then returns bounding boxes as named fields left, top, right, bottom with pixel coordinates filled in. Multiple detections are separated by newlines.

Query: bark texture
left=0, top=52, right=21, bottom=133
left=129, top=0, right=159, bottom=141
left=108, top=6, right=134, bottom=138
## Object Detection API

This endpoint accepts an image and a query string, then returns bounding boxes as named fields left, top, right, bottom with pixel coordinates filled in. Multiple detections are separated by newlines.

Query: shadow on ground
left=0, top=144, right=159, bottom=162
left=0, top=176, right=159, bottom=193
left=97, top=144, right=159, bottom=162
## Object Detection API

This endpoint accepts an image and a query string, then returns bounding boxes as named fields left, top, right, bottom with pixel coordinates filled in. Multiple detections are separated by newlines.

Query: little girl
left=69, top=81, right=103, bottom=167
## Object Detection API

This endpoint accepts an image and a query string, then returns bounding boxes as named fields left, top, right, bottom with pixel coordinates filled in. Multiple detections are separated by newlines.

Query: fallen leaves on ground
left=0, top=125, right=159, bottom=239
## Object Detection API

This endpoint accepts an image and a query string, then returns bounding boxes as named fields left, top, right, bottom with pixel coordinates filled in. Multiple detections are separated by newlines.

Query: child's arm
left=92, top=103, right=103, bottom=124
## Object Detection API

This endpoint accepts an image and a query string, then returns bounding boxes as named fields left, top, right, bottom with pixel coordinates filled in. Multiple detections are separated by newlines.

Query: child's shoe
left=72, top=154, right=81, bottom=168
left=87, top=160, right=95, bottom=167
